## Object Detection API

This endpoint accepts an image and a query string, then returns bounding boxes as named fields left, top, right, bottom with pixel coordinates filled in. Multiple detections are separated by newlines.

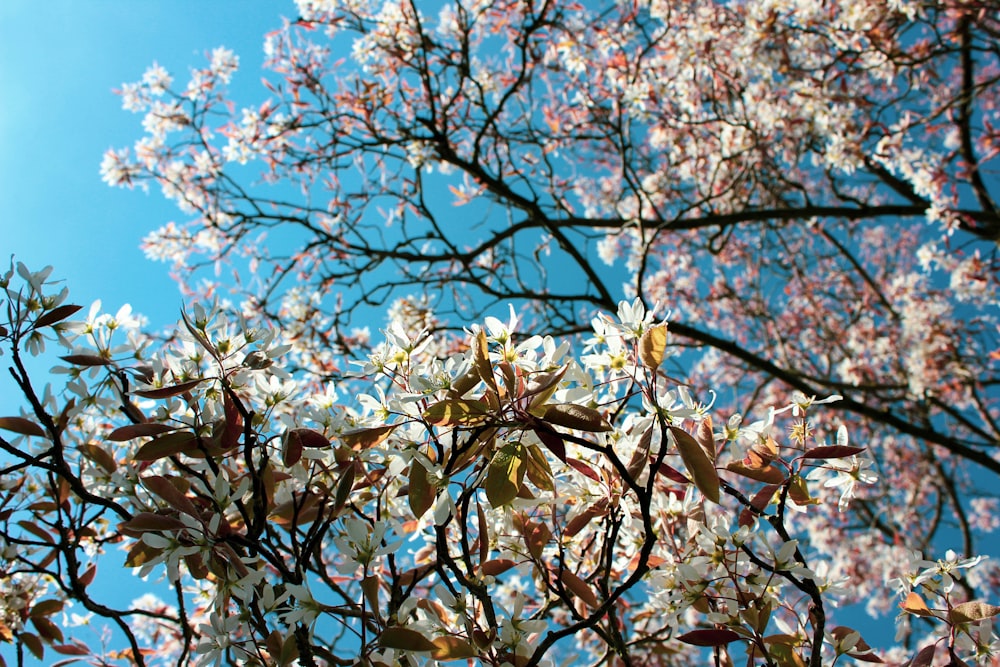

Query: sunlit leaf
left=485, top=443, right=525, bottom=507
left=379, top=627, right=436, bottom=652
left=559, top=569, right=599, bottom=609
left=423, top=399, right=491, bottom=426
left=481, top=559, right=518, bottom=576
left=638, top=323, right=668, bottom=369
left=341, top=424, right=397, bottom=449
left=949, top=601, right=1000, bottom=624
left=538, top=403, right=612, bottom=432
left=408, top=460, right=434, bottom=519
left=431, top=636, right=479, bottom=661
left=725, top=461, right=785, bottom=484
left=671, top=426, right=719, bottom=503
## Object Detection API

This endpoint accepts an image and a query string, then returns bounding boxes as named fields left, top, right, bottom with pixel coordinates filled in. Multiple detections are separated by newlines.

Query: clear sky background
left=0, top=4, right=298, bottom=662
left=0, top=1, right=290, bottom=408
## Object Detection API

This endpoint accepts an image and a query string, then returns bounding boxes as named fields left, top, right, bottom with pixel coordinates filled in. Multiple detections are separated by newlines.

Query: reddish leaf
left=431, top=636, right=479, bottom=661
left=559, top=569, right=599, bottom=609
left=31, top=615, right=63, bottom=643
left=533, top=427, right=567, bottom=463
left=133, top=430, right=199, bottom=461
left=653, top=460, right=692, bottom=485
left=567, top=458, right=601, bottom=483
left=906, top=646, right=936, bottom=667
left=341, top=424, right=396, bottom=449
left=0, top=417, right=45, bottom=438
left=379, top=627, right=436, bottom=652
left=107, top=423, right=177, bottom=441
left=59, top=354, right=111, bottom=367
left=121, top=512, right=188, bottom=533
left=801, top=445, right=866, bottom=460
left=538, top=403, right=612, bottom=432
left=79, top=444, right=117, bottom=475
left=672, top=426, right=720, bottom=503
left=52, top=642, right=91, bottom=656
left=133, top=378, right=205, bottom=399
left=677, top=628, right=741, bottom=647
left=21, top=632, right=43, bottom=660
left=142, top=476, right=200, bottom=518
left=17, top=520, right=54, bottom=544
left=29, top=599, right=64, bottom=618
left=33, top=304, right=83, bottom=329
left=481, top=559, right=518, bottom=576
left=472, top=328, right=497, bottom=392
left=725, top=461, right=785, bottom=484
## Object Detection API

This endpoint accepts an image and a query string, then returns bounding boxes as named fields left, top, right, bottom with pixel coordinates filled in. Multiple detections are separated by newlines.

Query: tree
left=1, top=0, right=999, bottom=664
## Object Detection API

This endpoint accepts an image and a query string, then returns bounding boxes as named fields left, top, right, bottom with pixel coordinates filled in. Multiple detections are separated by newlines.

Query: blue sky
left=0, top=4, right=294, bottom=662
left=0, top=1, right=286, bottom=331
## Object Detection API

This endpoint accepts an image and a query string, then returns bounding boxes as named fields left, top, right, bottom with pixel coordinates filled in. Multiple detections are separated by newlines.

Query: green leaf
left=408, top=460, right=435, bottom=519
left=423, top=399, right=491, bottom=426
left=671, top=426, right=720, bottom=503
left=485, top=444, right=525, bottom=507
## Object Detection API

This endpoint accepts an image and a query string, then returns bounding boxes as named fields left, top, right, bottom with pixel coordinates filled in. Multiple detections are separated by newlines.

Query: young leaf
left=431, top=636, right=479, bottom=661
left=340, top=424, right=397, bottom=449
left=107, top=423, right=177, bottom=441
left=33, top=304, right=82, bottom=329
left=423, top=399, right=491, bottom=426
left=0, top=417, right=45, bottom=438
left=677, top=629, right=741, bottom=646
left=408, top=460, right=435, bottom=519
left=900, top=592, right=934, bottom=617
left=949, top=601, right=1000, bottom=624
left=559, top=569, right=599, bottom=609
left=538, top=403, right=612, bottom=432
left=725, top=461, right=785, bottom=484
left=671, top=426, right=720, bottom=503
left=59, top=354, right=111, bottom=367
left=485, top=443, right=525, bottom=508
left=638, top=323, right=668, bottom=369
left=133, top=378, right=205, bottom=399
left=379, top=627, right=437, bottom=652
left=133, top=430, right=199, bottom=462
left=801, top=445, right=866, bottom=460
